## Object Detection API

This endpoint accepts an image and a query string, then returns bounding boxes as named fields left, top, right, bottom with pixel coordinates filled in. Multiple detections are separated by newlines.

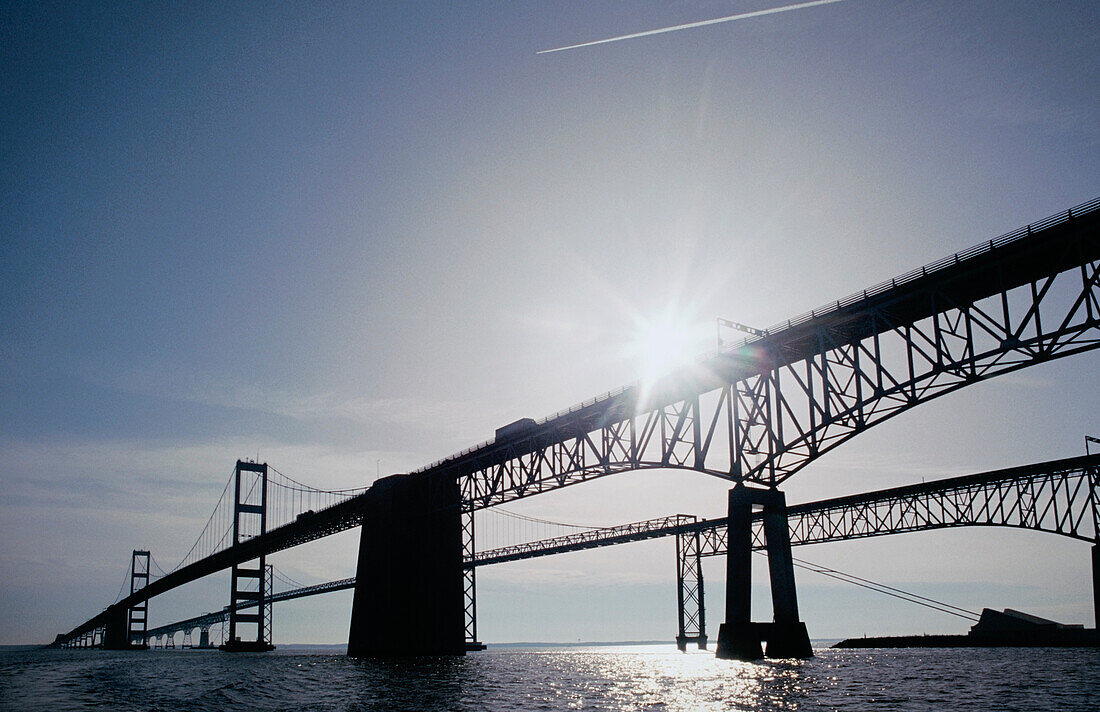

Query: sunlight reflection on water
left=530, top=646, right=809, bottom=711
left=1, top=644, right=1097, bottom=711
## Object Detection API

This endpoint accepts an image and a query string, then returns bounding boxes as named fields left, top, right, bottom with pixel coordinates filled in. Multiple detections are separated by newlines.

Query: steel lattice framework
left=696, top=455, right=1100, bottom=555
left=468, top=455, right=1098, bottom=648
left=675, top=524, right=706, bottom=649
left=446, top=201, right=1099, bottom=647
left=420, top=201, right=1100, bottom=508
left=468, top=457, right=1098, bottom=565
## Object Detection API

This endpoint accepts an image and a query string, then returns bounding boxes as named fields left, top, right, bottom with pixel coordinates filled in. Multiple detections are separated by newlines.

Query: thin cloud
left=538, top=0, right=851, bottom=54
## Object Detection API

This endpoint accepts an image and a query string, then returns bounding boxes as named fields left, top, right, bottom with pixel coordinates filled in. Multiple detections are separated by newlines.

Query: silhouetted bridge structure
left=53, top=199, right=1100, bottom=658
left=115, top=455, right=1098, bottom=652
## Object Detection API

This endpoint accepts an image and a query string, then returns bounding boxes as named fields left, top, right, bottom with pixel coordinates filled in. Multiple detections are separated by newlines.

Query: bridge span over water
left=53, top=199, right=1100, bottom=659
left=125, top=455, right=1098, bottom=652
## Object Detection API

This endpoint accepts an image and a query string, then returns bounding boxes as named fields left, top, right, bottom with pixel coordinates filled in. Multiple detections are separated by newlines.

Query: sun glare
left=630, top=311, right=703, bottom=385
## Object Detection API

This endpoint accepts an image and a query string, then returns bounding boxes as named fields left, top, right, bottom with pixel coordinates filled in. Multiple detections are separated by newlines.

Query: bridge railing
left=764, top=196, right=1100, bottom=335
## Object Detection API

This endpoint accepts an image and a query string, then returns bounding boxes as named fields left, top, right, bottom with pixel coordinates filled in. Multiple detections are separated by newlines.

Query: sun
left=629, top=310, right=704, bottom=385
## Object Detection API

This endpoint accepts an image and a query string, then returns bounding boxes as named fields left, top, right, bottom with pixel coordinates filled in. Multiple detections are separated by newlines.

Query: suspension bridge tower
left=220, top=460, right=276, bottom=652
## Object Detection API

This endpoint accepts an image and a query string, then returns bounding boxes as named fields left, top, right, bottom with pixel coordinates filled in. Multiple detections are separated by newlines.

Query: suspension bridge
left=52, top=198, right=1100, bottom=658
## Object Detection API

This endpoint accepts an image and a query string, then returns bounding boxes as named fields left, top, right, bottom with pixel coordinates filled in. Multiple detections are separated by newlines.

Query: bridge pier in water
left=100, top=605, right=127, bottom=649
left=347, top=473, right=466, bottom=656
left=716, top=485, right=813, bottom=660
left=1093, top=544, right=1099, bottom=628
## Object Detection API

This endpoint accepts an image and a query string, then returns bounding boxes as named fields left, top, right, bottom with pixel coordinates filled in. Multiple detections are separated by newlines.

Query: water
left=1, top=644, right=1097, bottom=711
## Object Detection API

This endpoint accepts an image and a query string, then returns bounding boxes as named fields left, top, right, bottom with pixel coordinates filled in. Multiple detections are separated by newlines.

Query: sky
left=2, top=1, right=1098, bottom=646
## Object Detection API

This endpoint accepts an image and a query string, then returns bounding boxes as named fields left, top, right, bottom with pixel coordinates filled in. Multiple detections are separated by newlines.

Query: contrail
left=538, top=0, right=850, bottom=54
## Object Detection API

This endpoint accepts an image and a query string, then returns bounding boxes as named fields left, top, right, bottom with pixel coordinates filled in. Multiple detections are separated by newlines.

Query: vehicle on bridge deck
left=495, top=418, right=537, bottom=442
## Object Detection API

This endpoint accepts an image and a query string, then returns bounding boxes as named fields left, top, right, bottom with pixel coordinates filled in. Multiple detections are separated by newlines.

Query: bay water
left=1, top=644, right=1096, bottom=711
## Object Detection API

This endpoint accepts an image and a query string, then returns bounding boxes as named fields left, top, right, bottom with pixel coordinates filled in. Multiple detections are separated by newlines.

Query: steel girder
left=732, top=258, right=1100, bottom=487
left=695, top=457, right=1100, bottom=556
left=142, top=577, right=357, bottom=642
left=469, top=514, right=697, bottom=565
left=54, top=204, right=1100, bottom=649
left=117, top=458, right=1099, bottom=649
left=447, top=202, right=1100, bottom=506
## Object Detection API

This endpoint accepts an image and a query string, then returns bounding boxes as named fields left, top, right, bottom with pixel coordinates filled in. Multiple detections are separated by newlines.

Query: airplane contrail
left=538, top=0, right=851, bottom=54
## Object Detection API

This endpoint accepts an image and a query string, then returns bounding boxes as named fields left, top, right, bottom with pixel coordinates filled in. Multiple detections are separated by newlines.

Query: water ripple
left=1, top=645, right=1097, bottom=711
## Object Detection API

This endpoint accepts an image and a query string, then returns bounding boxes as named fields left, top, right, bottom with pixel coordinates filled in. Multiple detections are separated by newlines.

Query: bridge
left=96, top=454, right=1096, bottom=652
left=51, top=198, right=1100, bottom=659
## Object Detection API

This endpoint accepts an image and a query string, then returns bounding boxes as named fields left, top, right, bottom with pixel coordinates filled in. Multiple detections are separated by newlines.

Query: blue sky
left=2, top=1, right=1098, bottom=645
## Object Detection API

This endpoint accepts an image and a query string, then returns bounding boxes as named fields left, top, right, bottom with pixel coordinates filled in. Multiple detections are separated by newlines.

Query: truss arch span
left=447, top=200, right=1100, bottom=509
left=688, top=455, right=1100, bottom=554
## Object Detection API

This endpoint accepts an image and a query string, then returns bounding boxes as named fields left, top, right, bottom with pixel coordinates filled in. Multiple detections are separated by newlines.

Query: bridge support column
left=1093, top=544, right=1099, bottom=628
left=101, top=604, right=130, bottom=650
left=675, top=525, right=707, bottom=650
left=347, top=473, right=465, bottom=656
left=127, top=550, right=150, bottom=649
left=716, top=485, right=812, bottom=660
left=221, top=461, right=275, bottom=652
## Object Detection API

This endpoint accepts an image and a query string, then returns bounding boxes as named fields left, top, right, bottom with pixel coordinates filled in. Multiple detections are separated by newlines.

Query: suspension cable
left=769, top=552, right=980, bottom=621
left=111, top=559, right=132, bottom=603
left=489, top=506, right=603, bottom=530
left=149, top=554, right=170, bottom=579
left=271, top=566, right=307, bottom=591
left=791, top=555, right=979, bottom=619
left=170, top=466, right=236, bottom=572
left=268, top=466, right=370, bottom=495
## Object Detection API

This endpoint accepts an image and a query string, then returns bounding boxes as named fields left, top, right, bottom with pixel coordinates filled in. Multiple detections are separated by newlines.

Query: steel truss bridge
left=471, top=455, right=1100, bottom=566
left=51, top=199, right=1100, bottom=655
left=128, top=455, right=1098, bottom=651
left=141, top=578, right=357, bottom=648
left=471, top=454, right=1100, bottom=648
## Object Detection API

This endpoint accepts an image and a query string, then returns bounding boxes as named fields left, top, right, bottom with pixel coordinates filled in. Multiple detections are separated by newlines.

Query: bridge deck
left=415, top=199, right=1100, bottom=482
left=55, top=494, right=368, bottom=643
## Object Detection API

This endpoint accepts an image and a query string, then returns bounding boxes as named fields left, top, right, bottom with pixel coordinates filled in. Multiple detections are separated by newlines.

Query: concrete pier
left=1093, top=544, right=1099, bottom=628
left=347, top=473, right=465, bottom=656
left=716, top=485, right=812, bottom=660
left=100, top=604, right=146, bottom=650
